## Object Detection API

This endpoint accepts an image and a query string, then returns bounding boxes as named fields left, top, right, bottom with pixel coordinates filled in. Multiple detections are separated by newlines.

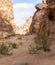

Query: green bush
left=29, top=30, right=51, bottom=54
left=0, top=43, right=11, bottom=55
left=10, top=43, right=17, bottom=49
left=7, top=34, right=16, bottom=38
left=42, top=44, right=51, bottom=52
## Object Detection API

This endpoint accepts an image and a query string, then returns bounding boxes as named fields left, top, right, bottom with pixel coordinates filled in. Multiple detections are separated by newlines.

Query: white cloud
left=13, top=3, right=36, bottom=26
left=13, top=3, right=34, bottom=9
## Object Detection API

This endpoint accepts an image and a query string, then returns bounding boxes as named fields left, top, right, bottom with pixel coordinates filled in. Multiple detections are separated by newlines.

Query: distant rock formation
left=29, top=0, right=55, bottom=35
left=0, top=0, right=18, bottom=38
left=18, top=16, right=32, bottom=35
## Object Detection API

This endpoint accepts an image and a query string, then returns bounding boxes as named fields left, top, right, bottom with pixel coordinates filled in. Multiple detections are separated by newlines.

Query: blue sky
left=13, top=0, right=42, bottom=4
left=12, top=0, right=42, bottom=26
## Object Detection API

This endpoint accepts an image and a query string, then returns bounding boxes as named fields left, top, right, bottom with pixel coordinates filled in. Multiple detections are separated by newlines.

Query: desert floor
left=0, top=34, right=55, bottom=65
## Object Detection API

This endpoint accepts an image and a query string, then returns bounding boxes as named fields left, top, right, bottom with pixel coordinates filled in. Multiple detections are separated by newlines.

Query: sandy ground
left=0, top=34, right=55, bottom=65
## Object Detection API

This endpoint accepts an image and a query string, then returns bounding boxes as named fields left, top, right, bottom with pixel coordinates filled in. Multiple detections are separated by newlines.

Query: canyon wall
left=42, top=0, right=55, bottom=5
left=18, top=16, right=32, bottom=35
left=0, top=0, right=16, bottom=38
left=29, top=0, right=55, bottom=34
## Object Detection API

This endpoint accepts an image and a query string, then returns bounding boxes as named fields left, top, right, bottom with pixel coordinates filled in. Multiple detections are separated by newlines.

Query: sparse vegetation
left=7, top=34, right=16, bottom=38
left=6, top=33, right=24, bottom=40
left=0, top=43, right=11, bottom=55
left=29, top=30, right=51, bottom=54
left=0, top=42, right=18, bottom=56
left=9, top=43, right=18, bottom=49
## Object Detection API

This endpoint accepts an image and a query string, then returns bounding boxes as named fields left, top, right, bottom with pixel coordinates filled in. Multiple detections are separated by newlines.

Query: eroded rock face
left=0, top=0, right=16, bottom=38
left=42, top=0, right=55, bottom=5
left=30, top=8, right=49, bottom=33
left=29, top=0, right=55, bottom=34
left=18, top=16, right=32, bottom=35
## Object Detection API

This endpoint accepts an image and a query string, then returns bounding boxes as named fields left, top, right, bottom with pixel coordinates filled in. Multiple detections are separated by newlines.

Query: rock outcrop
left=29, top=0, right=55, bottom=35
left=0, top=0, right=16, bottom=38
left=18, top=16, right=32, bottom=35
left=42, top=0, right=55, bottom=5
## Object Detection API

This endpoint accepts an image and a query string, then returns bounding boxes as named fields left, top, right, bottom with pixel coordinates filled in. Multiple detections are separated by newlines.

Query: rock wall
left=18, top=16, right=32, bottom=35
left=0, top=0, right=16, bottom=38
left=29, top=0, right=55, bottom=34
left=42, top=0, right=55, bottom=5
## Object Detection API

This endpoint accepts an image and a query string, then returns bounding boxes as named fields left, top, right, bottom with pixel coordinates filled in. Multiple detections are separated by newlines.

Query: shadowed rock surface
left=29, top=0, right=55, bottom=34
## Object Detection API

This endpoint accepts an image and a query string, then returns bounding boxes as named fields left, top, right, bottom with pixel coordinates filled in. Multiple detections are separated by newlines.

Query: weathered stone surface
left=42, top=0, right=55, bottom=5
left=29, top=0, right=55, bottom=34
left=42, top=0, right=55, bottom=17
left=18, top=16, right=32, bottom=35
left=35, top=3, right=48, bottom=10
left=48, top=5, right=55, bottom=17
left=29, top=8, right=49, bottom=33
left=0, top=0, right=16, bottom=38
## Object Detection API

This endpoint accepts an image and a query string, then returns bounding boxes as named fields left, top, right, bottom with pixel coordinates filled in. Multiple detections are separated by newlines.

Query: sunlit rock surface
left=42, top=0, right=55, bottom=5
left=18, top=16, right=32, bottom=35
left=0, top=0, right=18, bottom=38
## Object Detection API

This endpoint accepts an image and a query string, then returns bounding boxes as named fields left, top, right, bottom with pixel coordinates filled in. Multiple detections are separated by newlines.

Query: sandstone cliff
left=29, top=0, right=55, bottom=35
left=0, top=0, right=16, bottom=38
left=18, top=16, right=32, bottom=35
left=42, top=0, right=55, bottom=5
